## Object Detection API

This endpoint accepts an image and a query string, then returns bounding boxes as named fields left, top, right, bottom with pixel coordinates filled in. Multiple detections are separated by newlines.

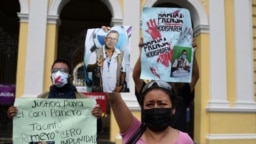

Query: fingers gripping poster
left=141, top=7, right=194, bottom=83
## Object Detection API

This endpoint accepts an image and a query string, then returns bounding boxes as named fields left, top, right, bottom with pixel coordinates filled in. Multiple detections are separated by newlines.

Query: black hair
left=141, top=83, right=178, bottom=108
left=51, top=59, right=72, bottom=75
left=106, top=30, right=119, bottom=37
left=181, top=49, right=187, bottom=53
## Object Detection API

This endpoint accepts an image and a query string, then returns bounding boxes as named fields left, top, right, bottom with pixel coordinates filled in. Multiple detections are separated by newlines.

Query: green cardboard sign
left=13, top=98, right=97, bottom=144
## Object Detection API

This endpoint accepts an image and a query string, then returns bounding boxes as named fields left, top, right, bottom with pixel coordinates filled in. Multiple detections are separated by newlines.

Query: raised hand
left=101, top=26, right=111, bottom=32
left=91, top=104, right=102, bottom=119
left=97, top=55, right=104, bottom=67
left=112, top=85, right=123, bottom=93
left=7, top=106, right=17, bottom=118
left=192, top=38, right=197, bottom=48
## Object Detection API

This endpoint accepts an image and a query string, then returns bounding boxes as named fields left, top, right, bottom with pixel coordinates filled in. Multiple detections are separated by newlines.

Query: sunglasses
left=141, top=80, right=172, bottom=94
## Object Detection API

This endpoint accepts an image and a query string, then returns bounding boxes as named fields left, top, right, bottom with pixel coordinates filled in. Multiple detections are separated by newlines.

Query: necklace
left=105, top=53, right=111, bottom=71
left=105, top=48, right=114, bottom=72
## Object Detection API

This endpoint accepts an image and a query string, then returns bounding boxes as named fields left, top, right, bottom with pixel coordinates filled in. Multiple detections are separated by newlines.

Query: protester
left=108, top=80, right=194, bottom=144
left=87, top=29, right=126, bottom=93
left=133, top=38, right=199, bottom=135
left=7, top=59, right=102, bottom=132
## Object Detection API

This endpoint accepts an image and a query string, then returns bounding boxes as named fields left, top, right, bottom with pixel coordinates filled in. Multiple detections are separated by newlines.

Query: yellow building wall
left=16, top=23, right=28, bottom=98
left=206, top=1, right=256, bottom=144
left=43, top=24, right=59, bottom=92
left=16, top=24, right=59, bottom=96
left=208, top=140, right=256, bottom=144
left=210, top=113, right=256, bottom=133
left=253, top=0, right=256, bottom=100
left=110, top=110, right=141, bottom=143
left=225, top=0, right=236, bottom=105
left=194, top=33, right=210, bottom=144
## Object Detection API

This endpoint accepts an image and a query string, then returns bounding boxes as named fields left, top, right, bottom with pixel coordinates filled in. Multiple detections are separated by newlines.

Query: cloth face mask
left=51, top=71, right=69, bottom=87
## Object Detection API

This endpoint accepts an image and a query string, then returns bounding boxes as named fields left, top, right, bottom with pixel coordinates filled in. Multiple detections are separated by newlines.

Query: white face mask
left=51, top=71, right=69, bottom=87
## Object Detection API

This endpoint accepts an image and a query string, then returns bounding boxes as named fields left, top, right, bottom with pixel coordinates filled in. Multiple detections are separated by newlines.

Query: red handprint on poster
left=157, top=47, right=173, bottom=67
left=149, top=67, right=160, bottom=79
left=146, top=19, right=161, bottom=40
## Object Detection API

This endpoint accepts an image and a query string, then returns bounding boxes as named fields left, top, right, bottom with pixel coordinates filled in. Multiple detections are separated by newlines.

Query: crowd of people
left=7, top=24, right=199, bottom=144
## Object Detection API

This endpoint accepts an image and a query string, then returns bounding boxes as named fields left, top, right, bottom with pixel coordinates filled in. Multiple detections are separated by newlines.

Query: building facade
left=0, top=0, right=256, bottom=144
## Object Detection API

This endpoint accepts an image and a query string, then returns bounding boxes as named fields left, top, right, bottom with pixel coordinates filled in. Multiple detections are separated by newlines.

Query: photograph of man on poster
left=171, top=47, right=192, bottom=78
left=84, top=26, right=131, bottom=93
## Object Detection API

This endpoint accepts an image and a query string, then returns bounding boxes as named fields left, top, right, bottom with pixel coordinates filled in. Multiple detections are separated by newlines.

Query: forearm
left=132, top=46, right=144, bottom=93
left=190, top=56, right=199, bottom=92
left=107, top=93, right=133, bottom=133
left=119, top=72, right=126, bottom=86
left=87, top=63, right=98, bottom=72
left=133, top=55, right=141, bottom=79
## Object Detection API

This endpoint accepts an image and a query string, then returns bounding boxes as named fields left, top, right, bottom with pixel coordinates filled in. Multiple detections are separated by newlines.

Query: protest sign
left=82, top=92, right=107, bottom=114
left=141, top=7, right=194, bottom=83
left=13, top=98, right=96, bottom=144
left=84, top=26, right=132, bottom=92
left=76, top=87, right=108, bottom=114
left=0, top=84, right=15, bottom=105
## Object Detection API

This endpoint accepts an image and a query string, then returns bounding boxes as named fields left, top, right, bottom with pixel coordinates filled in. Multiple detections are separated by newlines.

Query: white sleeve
left=121, top=54, right=126, bottom=72
left=172, top=59, right=178, bottom=67
left=87, top=52, right=97, bottom=65
left=185, top=59, right=191, bottom=67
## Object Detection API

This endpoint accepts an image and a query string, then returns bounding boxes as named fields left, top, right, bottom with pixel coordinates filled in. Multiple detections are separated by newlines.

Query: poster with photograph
left=13, top=98, right=97, bottom=144
left=141, top=7, right=194, bottom=83
left=84, top=26, right=132, bottom=93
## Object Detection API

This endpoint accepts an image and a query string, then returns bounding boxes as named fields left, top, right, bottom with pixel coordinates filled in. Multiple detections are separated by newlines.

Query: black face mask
left=143, top=108, right=173, bottom=132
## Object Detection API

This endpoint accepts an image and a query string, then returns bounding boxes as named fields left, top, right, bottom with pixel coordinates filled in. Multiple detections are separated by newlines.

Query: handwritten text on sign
left=13, top=98, right=96, bottom=144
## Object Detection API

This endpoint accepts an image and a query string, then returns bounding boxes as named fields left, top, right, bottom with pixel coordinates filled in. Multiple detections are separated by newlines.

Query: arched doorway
left=57, top=0, right=111, bottom=69
left=0, top=0, right=19, bottom=84
left=56, top=0, right=112, bottom=143
left=0, top=0, right=20, bottom=143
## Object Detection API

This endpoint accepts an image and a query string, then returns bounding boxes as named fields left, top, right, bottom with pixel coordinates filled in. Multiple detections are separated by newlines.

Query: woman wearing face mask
left=108, top=80, right=193, bottom=144
left=7, top=59, right=102, bottom=132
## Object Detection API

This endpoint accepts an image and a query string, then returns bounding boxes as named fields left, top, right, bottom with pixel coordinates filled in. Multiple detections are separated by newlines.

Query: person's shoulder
left=37, top=92, right=49, bottom=98
left=95, top=47, right=103, bottom=52
left=75, top=92, right=87, bottom=98
left=177, top=131, right=194, bottom=144
left=94, top=48, right=103, bottom=56
left=114, top=48, right=123, bottom=54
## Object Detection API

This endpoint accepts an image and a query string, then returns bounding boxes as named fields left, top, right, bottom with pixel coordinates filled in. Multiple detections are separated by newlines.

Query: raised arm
left=190, top=38, right=199, bottom=92
left=107, top=93, right=133, bottom=133
left=132, top=38, right=145, bottom=93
